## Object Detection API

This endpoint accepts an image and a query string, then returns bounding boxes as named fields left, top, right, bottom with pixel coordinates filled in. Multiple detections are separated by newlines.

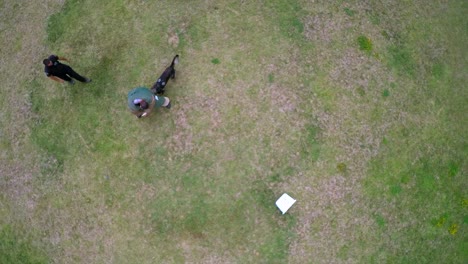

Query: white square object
left=276, top=193, right=296, bottom=214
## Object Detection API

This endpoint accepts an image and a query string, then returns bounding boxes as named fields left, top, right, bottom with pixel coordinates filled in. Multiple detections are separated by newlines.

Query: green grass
left=266, top=0, right=305, bottom=40
left=388, top=44, right=416, bottom=76
left=382, top=88, right=390, bottom=97
left=360, top=2, right=467, bottom=260
left=301, top=125, right=321, bottom=162
left=343, top=8, right=356, bottom=17
left=0, top=225, right=49, bottom=264
left=1, top=0, right=466, bottom=263
left=357, top=35, right=373, bottom=52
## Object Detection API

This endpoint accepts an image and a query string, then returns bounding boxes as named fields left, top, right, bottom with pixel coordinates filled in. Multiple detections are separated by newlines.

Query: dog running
left=151, top=55, right=179, bottom=95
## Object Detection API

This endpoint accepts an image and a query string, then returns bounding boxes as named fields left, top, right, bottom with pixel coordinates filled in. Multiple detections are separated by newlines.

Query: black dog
left=151, top=55, right=179, bottom=95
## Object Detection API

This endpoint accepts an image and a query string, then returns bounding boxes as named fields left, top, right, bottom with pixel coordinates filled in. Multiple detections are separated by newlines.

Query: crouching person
left=128, top=87, right=171, bottom=118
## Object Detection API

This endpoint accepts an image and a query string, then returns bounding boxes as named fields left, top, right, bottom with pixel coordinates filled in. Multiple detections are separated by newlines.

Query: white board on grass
left=276, top=193, right=296, bottom=214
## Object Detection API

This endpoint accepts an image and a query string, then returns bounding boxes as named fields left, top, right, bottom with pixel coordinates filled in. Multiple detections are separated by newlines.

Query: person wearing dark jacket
left=43, top=55, right=91, bottom=85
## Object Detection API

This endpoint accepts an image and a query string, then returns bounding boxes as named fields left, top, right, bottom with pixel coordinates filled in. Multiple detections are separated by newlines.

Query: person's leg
left=64, top=65, right=90, bottom=83
left=162, top=97, right=171, bottom=109
left=56, top=74, right=74, bottom=84
left=59, top=75, right=72, bottom=82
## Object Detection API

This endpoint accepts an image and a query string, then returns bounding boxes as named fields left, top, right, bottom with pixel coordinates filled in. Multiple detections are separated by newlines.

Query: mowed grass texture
left=0, top=0, right=466, bottom=263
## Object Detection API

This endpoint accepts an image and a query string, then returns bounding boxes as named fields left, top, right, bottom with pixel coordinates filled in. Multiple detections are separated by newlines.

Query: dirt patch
left=0, top=0, right=63, bottom=220
left=283, top=5, right=403, bottom=262
left=301, top=0, right=375, bottom=45
left=267, top=83, right=298, bottom=113
left=198, top=92, right=223, bottom=129
left=168, top=100, right=194, bottom=154
left=303, top=12, right=351, bottom=44
left=168, top=32, right=180, bottom=48
left=0, top=162, right=37, bottom=213
left=329, top=49, right=375, bottom=90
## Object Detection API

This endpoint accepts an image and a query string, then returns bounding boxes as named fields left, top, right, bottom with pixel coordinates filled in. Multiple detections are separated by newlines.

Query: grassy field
left=1, top=0, right=466, bottom=263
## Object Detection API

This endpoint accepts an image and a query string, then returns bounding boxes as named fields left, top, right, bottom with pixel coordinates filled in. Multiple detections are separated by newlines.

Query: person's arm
left=130, top=109, right=144, bottom=118
left=141, top=110, right=150, bottom=117
left=134, top=109, right=150, bottom=118
left=139, top=98, right=156, bottom=117
left=57, top=56, right=69, bottom=62
left=48, top=76, right=64, bottom=83
left=135, top=111, right=145, bottom=118
left=138, top=98, right=154, bottom=118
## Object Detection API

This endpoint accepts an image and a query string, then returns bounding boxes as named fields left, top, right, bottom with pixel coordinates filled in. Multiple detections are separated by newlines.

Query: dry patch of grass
left=282, top=1, right=467, bottom=263
left=0, top=1, right=67, bottom=262
left=0, top=0, right=61, bottom=213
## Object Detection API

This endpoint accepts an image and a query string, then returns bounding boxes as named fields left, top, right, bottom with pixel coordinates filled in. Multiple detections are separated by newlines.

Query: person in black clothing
left=43, top=55, right=91, bottom=85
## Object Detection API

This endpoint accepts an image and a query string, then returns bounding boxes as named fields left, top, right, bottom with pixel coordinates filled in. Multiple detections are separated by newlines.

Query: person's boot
left=85, top=78, right=92, bottom=83
left=165, top=101, right=171, bottom=109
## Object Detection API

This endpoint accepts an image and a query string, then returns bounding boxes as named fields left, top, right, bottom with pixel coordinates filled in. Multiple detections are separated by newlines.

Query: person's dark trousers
left=63, top=65, right=88, bottom=82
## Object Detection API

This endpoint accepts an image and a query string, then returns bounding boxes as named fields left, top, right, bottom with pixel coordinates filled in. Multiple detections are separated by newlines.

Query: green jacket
left=127, top=87, right=166, bottom=116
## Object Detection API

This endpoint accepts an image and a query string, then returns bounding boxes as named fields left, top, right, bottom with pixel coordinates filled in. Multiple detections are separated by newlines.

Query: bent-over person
left=127, top=87, right=171, bottom=118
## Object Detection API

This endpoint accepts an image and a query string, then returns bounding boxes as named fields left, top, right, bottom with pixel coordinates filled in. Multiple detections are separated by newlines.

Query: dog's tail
left=170, top=55, right=179, bottom=68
